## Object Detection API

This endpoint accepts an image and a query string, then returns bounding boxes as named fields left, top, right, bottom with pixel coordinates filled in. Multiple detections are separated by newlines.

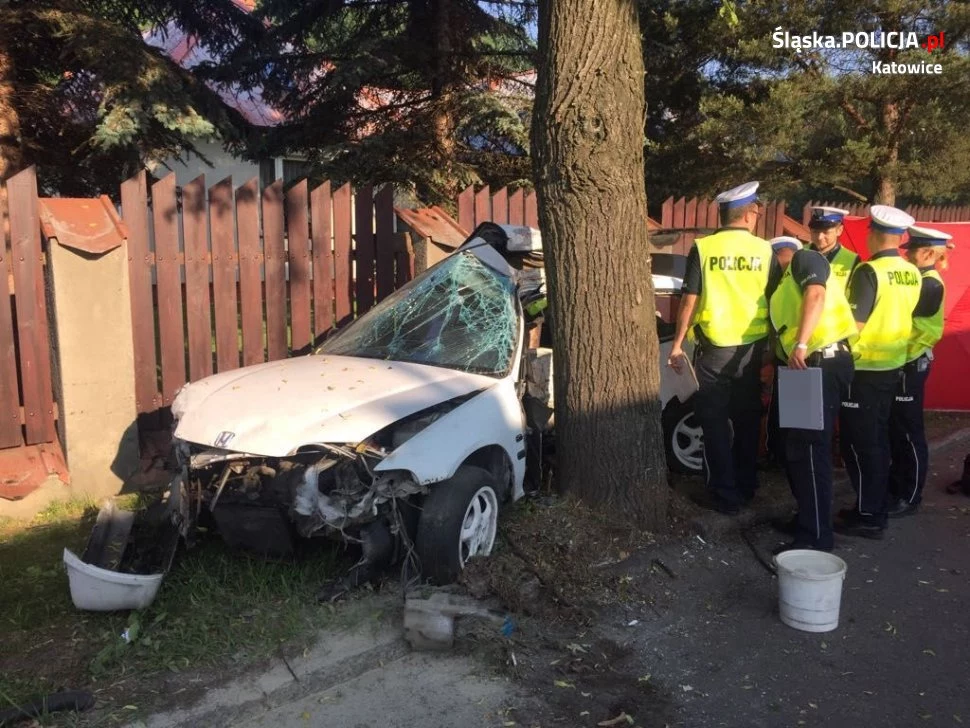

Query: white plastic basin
left=63, top=548, right=165, bottom=611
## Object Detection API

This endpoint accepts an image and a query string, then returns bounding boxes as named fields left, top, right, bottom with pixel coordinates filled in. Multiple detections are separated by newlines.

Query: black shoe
left=690, top=491, right=740, bottom=516
left=888, top=499, right=920, bottom=518
left=772, top=541, right=831, bottom=556
left=771, top=515, right=798, bottom=535
left=834, top=520, right=885, bottom=540
left=946, top=454, right=970, bottom=495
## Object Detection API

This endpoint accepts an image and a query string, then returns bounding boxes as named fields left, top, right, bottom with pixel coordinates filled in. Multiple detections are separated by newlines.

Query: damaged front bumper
left=172, top=439, right=428, bottom=555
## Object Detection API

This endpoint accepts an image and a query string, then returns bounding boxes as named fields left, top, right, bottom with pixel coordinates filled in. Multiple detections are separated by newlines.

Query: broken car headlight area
left=179, top=442, right=425, bottom=558
left=173, top=391, right=481, bottom=570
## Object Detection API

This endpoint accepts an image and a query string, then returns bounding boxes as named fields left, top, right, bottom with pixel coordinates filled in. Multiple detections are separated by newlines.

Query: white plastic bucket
left=773, top=550, right=847, bottom=633
left=63, top=548, right=165, bottom=611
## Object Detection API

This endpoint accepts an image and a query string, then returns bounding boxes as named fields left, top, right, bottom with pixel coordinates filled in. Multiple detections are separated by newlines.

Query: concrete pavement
left=620, top=427, right=970, bottom=728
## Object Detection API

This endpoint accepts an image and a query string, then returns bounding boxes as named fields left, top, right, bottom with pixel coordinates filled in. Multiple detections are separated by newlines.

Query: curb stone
left=132, top=617, right=408, bottom=728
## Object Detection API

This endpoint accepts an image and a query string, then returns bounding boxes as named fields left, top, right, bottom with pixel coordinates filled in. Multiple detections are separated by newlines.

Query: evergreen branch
left=839, top=98, right=871, bottom=132
left=830, top=184, right=869, bottom=203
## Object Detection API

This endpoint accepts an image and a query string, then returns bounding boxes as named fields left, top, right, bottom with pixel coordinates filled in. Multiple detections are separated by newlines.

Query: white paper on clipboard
left=670, top=354, right=699, bottom=402
left=778, top=366, right=824, bottom=431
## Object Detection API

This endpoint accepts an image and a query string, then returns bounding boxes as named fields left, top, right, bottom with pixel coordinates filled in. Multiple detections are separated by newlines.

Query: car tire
left=662, top=396, right=705, bottom=474
left=415, top=466, right=500, bottom=585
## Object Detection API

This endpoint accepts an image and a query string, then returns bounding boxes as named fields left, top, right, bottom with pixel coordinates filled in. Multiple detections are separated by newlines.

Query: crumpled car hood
left=172, top=355, right=499, bottom=457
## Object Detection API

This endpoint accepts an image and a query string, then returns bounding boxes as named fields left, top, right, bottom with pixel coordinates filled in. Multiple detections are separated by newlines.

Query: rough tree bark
left=428, top=0, right=459, bottom=199
left=532, top=0, right=668, bottom=529
left=0, top=21, right=23, bottom=183
left=872, top=101, right=900, bottom=205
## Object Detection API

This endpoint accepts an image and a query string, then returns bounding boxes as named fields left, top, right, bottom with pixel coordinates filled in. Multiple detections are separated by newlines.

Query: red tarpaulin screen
left=839, top=217, right=970, bottom=411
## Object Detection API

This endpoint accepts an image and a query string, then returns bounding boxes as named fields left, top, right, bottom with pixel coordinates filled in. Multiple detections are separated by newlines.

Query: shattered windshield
left=318, top=251, right=519, bottom=376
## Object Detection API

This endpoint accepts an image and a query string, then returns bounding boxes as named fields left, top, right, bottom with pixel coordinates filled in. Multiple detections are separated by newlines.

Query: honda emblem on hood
left=213, top=431, right=236, bottom=448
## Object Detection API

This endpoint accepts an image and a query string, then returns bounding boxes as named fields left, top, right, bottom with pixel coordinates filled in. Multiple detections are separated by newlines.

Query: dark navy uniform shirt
left=788, top=248, right=831, bottom=290
left=914, top=266, right=945, bottom=317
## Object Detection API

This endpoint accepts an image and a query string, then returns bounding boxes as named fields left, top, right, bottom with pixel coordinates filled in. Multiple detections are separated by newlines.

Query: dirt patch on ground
left=924, top=411, right=970, bottom=445
left=453, top=494, right=687, bottom=727
left=481, top=626, right=677, bottom=728
left=460, top=495, right=686, bottom=623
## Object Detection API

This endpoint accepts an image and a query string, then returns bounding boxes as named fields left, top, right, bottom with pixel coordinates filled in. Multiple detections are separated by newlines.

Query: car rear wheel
left=662, top=397, right=704, bottom=474
left=416, top=466, right=500, bottom=585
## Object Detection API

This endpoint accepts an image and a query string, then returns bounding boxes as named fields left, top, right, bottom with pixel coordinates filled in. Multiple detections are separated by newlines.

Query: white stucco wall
left=151, top=141, right=266, bottom=189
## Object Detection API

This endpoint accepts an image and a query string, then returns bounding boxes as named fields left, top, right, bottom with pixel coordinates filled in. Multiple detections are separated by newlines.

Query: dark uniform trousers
left=693, top=337, right=766, bottom=507
left=785, top=348, right=854, bottom=550
left=888, top=355, right=932, bottom=505
left=840, top=369, right=901, bottom=527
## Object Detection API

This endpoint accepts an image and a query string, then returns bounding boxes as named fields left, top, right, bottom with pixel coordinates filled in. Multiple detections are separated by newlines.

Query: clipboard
left=778, top=366, right=824, bottom=431
left=669, top=353, right=699, bottom=403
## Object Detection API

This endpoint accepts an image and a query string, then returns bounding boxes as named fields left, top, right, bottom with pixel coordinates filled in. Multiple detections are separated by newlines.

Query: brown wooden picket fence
left=456, top=185, right=540, bottom=231
left=121, top=172, right=413, bottom=425
left=657, top=197, right=788, bottom=255
left=0, top=168, right=58, bottom=450
left=455, top=187, right=794, bottom=255
left=803, top=201, right=970, bottom=225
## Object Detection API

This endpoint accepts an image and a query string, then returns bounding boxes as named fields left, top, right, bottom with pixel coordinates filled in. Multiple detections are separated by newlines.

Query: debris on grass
left=651, top=558, right=677, bottom=579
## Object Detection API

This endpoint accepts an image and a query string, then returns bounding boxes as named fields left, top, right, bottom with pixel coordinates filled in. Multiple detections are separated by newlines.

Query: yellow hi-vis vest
left=854, top=256, right=923, bottom=371
left=906, top=268, right=945, bottom=363
left=828, top=245, right=859, bottom=295
left=769, top=262, right=859, bottom=359
left=693, top=229, right=771, bottom=346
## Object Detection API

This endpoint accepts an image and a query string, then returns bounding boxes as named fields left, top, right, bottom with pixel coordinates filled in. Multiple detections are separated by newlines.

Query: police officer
left=837, top=205, right=922, bottom=539
left=766, top=236, right=803, bottom=468
left=769, top=242, right=857, bottom=553
left=887, top=226, right=951, bottom=517
left=770, top=236, right=801, bottom=270
left=668, top=182, right=780, bottom=515
left=808, top=206, right=860, bottom=292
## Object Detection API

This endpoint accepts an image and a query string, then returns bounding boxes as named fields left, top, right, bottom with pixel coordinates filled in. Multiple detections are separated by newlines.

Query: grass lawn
left=0, top=496, right=345, bottom=725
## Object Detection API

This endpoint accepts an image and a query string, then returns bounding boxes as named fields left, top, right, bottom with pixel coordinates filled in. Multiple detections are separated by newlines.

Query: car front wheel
left=415, top=466, right=500, bottom=585
left=662, top=397, right=705, bottom=474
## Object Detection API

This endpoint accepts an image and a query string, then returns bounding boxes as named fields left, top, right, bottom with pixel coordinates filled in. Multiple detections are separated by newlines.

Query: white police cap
left=770, top=236, right=802, bottom=252
left=869, top=205, right=915, bottom=235
left=903, top=225, right=952, bottom=249
left=809, top=206, right=850, bottom=229
left=715, top=181, right=760, bottom=209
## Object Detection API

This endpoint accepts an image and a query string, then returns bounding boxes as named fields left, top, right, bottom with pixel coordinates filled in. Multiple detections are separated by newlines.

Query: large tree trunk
left=427, top=0, right=458, bottom=200
left=873, top=101, right=899, bottom=205
left=532, top=0, right=668, bottom=529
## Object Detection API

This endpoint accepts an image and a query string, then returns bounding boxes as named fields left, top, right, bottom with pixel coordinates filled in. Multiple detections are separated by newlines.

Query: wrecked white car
left=168, top=223, right=697, bottom=592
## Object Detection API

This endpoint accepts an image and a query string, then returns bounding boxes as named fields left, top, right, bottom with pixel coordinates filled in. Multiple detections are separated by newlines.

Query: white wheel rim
left=673, top=414, right=704, bottom=471
left=459, top=486, right=498, bottom=567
